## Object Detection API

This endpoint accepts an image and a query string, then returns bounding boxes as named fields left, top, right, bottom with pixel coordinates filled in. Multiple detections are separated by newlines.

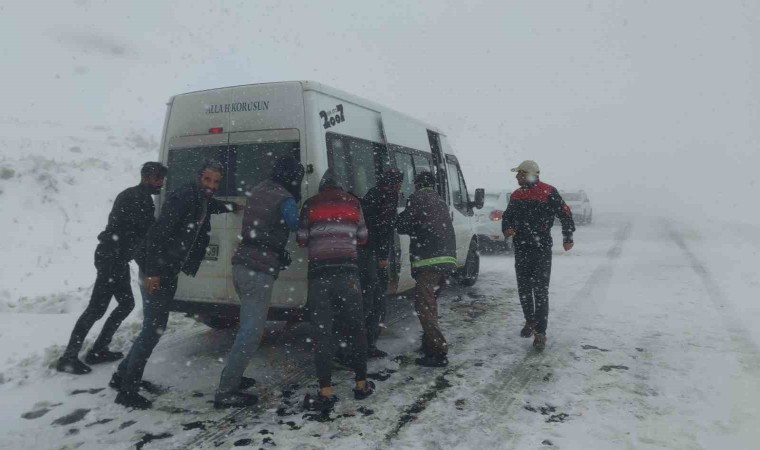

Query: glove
left=279, top=250, right=292, bottom=271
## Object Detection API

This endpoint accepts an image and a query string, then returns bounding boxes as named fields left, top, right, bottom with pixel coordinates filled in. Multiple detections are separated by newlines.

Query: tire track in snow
left=466, top=221, right=634, bottom=447
left=663, top=223, right=760, bottom=446
left=667, top=225, right=760, bottom=364
left=187, top=294, right=423, bottom=448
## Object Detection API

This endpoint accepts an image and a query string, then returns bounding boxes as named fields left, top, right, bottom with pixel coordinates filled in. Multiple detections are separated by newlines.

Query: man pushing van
left=298, top=169, right=376, bottom=413
left=397, top=172, right=457, bottom=368
left=214, top=156, right=305, bottom=409
left=57, top=162, right=167, bottom=375
left=113, top=160, right=238, bottom=409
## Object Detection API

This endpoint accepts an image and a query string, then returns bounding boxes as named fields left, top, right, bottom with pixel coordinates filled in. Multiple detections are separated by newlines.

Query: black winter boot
left=239, top=376, right=257, bottom=390
left=56, top=357, right=92, bottom=375
left=115, top=391, right=152, bottom=410
left=353, top=380, right=376, bottom=400
left=303, top=393, right=338, bottom=413
left=520, top=321, right=537, bottom=338
left=214, top=391, right=258, bottom=409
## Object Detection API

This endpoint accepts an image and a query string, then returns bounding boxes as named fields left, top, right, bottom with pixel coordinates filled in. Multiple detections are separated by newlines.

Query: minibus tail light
left=489, top=210, right=503, bottom=221
left=209, top=127, right=224, bottom=134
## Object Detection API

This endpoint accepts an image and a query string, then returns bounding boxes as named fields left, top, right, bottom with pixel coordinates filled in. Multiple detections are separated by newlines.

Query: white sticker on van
left=205, top=101, right=270, bottom=114
left=319, top=104, right=345, bottom=129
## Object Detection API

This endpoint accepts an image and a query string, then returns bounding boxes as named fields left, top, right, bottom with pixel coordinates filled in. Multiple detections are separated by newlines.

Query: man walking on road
left=214, top=156, right=305, bottom=409
left=112, top=160, right=238, bottom=409
left=502, top=160, right=575, bottom=350
left=56, top=162, right=167, bottom=375
left=396, top=171, right=457, bottom=367
left=298, top=169, right=376, bottom=413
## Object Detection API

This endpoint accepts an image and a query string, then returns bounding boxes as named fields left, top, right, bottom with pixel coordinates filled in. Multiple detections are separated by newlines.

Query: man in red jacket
left=297, top=169, right=376, bottom=413
left=502, top=160, right=575, bottom=350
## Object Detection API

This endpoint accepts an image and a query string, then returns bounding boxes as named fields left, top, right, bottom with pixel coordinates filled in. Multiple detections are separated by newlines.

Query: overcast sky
left=2, top=0, right=758, bottom=223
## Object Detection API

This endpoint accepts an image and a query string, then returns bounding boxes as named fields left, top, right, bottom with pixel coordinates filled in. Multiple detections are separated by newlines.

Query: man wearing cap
left=502, top=160, right=575, bottom=349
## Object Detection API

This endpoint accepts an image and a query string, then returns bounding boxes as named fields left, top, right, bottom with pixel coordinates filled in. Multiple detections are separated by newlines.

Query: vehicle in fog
left=156, top=81, right=485, bottom=327
left=560, top=190, right=592, bottom=225
left=474, top=190, right=512, bottom=252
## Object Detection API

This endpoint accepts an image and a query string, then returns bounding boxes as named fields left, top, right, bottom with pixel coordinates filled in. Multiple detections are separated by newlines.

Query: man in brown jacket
left=396, top=171, right=457, bottom=367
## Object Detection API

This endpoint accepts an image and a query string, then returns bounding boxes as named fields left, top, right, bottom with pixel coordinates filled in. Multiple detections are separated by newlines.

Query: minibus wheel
left=460, top=240, right=480, bottom=287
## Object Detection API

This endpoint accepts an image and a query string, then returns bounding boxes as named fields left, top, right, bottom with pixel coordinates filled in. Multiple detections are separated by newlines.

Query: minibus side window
left=347, top=139, right=377, bottom=197
left=326, top=133, right=385, bottom=198
left=394, top=151, right=415, bottom=206
left=413, top=154, right=433, bottom=176
left=446, top=160, right=463, bottom=210
left=327, top=137, right=351, bottom=192
left=446, top=155, right=470, bottom=215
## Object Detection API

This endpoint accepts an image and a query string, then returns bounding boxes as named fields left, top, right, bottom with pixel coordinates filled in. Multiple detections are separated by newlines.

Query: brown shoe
left=533, top=333, right=547, bottom=350
left=520, top=321, right=537, bottom=338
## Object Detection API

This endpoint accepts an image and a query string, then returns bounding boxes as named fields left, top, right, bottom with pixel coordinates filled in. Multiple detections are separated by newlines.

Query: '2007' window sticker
left=319, top=104, right=345, bottom=130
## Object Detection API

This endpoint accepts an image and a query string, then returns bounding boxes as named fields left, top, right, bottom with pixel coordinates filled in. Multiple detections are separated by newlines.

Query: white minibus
left=157, top=81, right=484, bottom=327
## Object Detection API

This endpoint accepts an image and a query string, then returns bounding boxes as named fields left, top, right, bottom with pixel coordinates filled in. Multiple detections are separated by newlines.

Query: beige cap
left=511, top=160, right=540, bottom=175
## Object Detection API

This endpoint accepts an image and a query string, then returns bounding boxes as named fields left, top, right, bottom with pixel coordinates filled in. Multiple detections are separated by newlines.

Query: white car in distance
left=560, top=190, right=593, bottom=225
left=474, top=190, right=512, bottom=252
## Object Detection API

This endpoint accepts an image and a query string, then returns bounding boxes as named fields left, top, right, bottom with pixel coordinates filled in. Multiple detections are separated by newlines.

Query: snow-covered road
left=1, top=214, right=759, bottom=450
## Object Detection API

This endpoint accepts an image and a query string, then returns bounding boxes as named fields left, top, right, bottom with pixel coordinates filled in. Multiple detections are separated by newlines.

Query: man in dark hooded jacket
left=57, top=162, right=167, bottom=375
left=396, top=171, right=457, bottom=367
left=112, top=160, right=238, bottom=409
left=214, top=156, right=305, bottom=409
left=297, top=169, right=375, bottom=413
left=358, top=169, right=403, bottom=358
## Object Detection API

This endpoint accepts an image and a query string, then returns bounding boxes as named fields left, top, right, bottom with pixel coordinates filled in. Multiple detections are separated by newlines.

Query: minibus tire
left=460, top=240, right=480, bottom=287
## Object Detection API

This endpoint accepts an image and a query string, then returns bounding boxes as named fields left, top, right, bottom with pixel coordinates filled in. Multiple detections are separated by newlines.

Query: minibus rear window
left=167, top=145, right=228, bottom=195
left=167, top=141, right=300, bottom=197
left=231, top=141, right=300, bottom=196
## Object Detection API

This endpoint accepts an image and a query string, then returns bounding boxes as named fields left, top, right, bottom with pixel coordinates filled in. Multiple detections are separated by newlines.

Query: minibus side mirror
left=471, top=188, right=485, bottom=210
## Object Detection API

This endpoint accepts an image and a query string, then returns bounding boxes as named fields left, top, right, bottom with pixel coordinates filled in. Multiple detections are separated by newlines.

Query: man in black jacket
left=56, top=162, right=167, bottom=375
left=358, top=169, right=403, bottom=358
left=397, top=172, right=457, bottom=367
left=113, top=160, right=238, bottom=409
left=502, top=160, right=575, bottom=350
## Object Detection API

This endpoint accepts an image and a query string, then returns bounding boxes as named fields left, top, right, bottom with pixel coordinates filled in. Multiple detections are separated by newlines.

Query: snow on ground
left=1, top=129, right=759, bottom=449
left=1, top=210, right=758, bottom=449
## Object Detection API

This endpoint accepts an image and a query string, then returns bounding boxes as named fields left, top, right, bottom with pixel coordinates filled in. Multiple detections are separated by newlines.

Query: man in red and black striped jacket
left=502, top=160, right=575, bottom=349
left=297, top=169, right=375, bottom=412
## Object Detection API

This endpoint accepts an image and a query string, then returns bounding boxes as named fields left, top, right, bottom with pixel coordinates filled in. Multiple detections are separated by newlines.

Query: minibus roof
left=170, top=80, right=445, bottom=137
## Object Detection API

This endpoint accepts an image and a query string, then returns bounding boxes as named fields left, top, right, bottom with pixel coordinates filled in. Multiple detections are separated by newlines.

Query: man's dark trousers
left=514, top=245, right=553, bottom=334
left=116, top=274, right=178, bottom=394
left=358, top=247, right=388, bottom=348
left=62, top=245, right=135, bottom=359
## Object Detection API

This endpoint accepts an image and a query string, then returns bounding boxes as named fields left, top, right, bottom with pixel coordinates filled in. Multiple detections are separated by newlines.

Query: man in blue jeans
left=215, top=156, right=304, bottom=408
left=112, top=160, right=238, bottom=409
